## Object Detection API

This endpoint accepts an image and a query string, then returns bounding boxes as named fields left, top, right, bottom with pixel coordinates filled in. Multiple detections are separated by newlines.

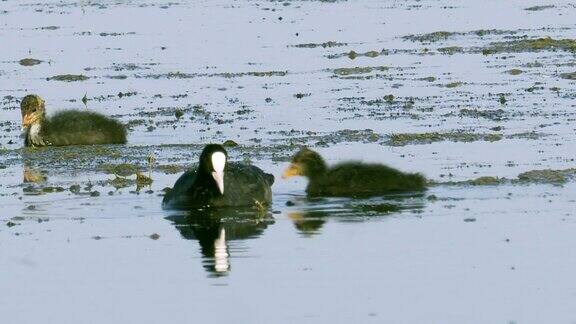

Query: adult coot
left=283, top=148, right=426, bottom=197
left=162, top=144, right=274, bottom=209
left=20, top=94, right=127, bottom=147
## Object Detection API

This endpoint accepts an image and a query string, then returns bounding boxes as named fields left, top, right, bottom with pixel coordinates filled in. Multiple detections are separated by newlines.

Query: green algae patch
left=19, top=58, right=42, bottom=66
left=468, top=176, right=503, bottom=186
left=219, top=71, right=287, bottom=78
left=388, top=132, right=502, bottom=146
left=364, top=50, right=380, bottom=58
left=445, top=81, right=464, bottom=88
left=517, top=169, right=576, bottom=184
left=333, top=66, right=388, bottom=76
left=506, top=132, right=544, bottom=140
left=48, top=74, right=89, bottom=82
left=560, top=72, right=576, bottom=80
left=140, top=70, right=287, bottom=80
left=346, top=50, right=380, bottom=59
left=484, top=37, right=576, bottom=54
left=270, top=129, right=382, bottom=147
left=419, top=76, right=436, bottom=82
left=437, top=176, right=507, bottom=187
left=524, top=5, right=554, bottom=11
left=41, top=186, right=65, bottom=193
left=157, top=164, right=186, bottom=174
left=403, top=29, right=519, bottom=44
left=327, top=50, right=384, bottom=60
left=507, top=69, right=523, bottom=75
left=108, top=176, right=133, bottom=189
left=403, top=31, right=456, bottom=43
left=291, top=41, right=347, bottom=48
left=437, top=46, right=463, bottom=54
left=101, top=163, right=137, bottom=177
left=459, top=108, right=506, bottom=121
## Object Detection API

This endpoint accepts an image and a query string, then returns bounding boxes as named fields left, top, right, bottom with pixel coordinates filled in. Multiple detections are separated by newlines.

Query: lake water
left=1, top=0, right=576, bottom=323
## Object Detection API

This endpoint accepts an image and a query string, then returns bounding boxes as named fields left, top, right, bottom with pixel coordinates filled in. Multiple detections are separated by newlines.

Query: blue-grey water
left=1, top=0, right=576, bottom=323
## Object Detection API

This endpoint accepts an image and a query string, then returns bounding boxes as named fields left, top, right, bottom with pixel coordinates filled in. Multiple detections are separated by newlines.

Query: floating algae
left=560, top=72, right=576, bottom=80
left=291, top=41, right=347, bottom=48
left=47, top=74, right=89, bottom=82
left=483, top=37, right=576, bottom=54
left=333, top=66, right=388, bottom=76
left=19, top=58, right=42, bottom=66
left=388, top=132, right=503, bottom=146
left=517, top=169, right=576, bottom=184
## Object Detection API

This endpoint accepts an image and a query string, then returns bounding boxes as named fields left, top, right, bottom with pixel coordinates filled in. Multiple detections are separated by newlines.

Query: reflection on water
left=164, top=193, right=426, bottom=276
left=23, top=165, right=47, bottom=183
left=22, top=150, right=47, bottom=183
left=288, top=211, right=327, bottom=236
left=165, top=208, right=274, bottom=277
left=286, top=193, right=427, bottom=237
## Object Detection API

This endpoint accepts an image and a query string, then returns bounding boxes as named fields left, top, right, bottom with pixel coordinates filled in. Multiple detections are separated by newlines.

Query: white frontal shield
left=211, top=152, right=226, bottom=194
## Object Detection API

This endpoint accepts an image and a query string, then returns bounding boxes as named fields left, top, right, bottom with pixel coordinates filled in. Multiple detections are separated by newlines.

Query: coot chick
left=283, top=148, right=426, bottom=197
left=20, top=94, right=127, bottom=147
left=162, top=144, right=274, bottom=209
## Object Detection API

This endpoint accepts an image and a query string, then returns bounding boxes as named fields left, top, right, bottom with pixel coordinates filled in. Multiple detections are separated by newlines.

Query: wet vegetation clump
left=388, top=132, right=502, bottom=146
left=403, top=29, right=520, bottom=44
left=459, top=108, right=506, bottom=121
left=345, top=50, right=381, bottom=59
left=467, top=176, right=503, bottom=186
left=47, top=74, right=89, bottom=82
left=141, top=70, right=287, bottom=80
left=291, top=41, right=347, bottom=48
left=560, top=72, right=576, bottom=80
left=437, top=46, right=463, bottom=55
left=19, top=58, right=42, bottom=66
left=524, top=5, right=555, bottom=11
left=483, top=37, right=576, bottom=54
left=403, top=31, right=456, bottom=43
left=507, top=69, right=523, bottom=75
left=332, top=65, right=388, bottom=76
left=272, top=128, right=382, bottom=147
left=517, top=169, right=576, bottom=184
left=101, top=163, right=137, bottom=177
left=445, top=81, right=463, bottom=88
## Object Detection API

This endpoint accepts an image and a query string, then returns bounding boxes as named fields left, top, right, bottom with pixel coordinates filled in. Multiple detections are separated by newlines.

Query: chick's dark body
left=284, top=148, right=426, bottom=198
left=306, top=161, right=426, bottom=197
left=41, top=110, right=127, bottom=146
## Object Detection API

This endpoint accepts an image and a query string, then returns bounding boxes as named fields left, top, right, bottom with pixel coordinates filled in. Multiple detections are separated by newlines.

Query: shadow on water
left=164, top=208, right=274, bottom=277
left=285, top=192, right=427, bottom=237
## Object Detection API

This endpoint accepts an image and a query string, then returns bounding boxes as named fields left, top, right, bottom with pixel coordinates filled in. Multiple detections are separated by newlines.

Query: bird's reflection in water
left=286, top=193, right=427, bottom=237
left=165, top=208, right=274, bottom=277
left=23, top=165, right=47, bottom=183
left=288, top=211, right=327, bottom=237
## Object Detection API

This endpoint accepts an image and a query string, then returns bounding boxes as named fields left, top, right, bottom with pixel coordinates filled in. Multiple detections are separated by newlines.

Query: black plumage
left=283, top=148, right=426, bottom=197
left=20, top=94, right=126, bottom=147
left=162, top=144, right=274, bottom=209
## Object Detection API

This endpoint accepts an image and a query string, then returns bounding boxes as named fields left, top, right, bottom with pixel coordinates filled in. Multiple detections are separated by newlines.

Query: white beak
left=212, top=170, right=224, bottom=195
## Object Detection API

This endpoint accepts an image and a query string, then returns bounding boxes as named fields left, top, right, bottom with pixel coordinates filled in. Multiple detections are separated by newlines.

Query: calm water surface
left=1, top=0, right=576, bottom=323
